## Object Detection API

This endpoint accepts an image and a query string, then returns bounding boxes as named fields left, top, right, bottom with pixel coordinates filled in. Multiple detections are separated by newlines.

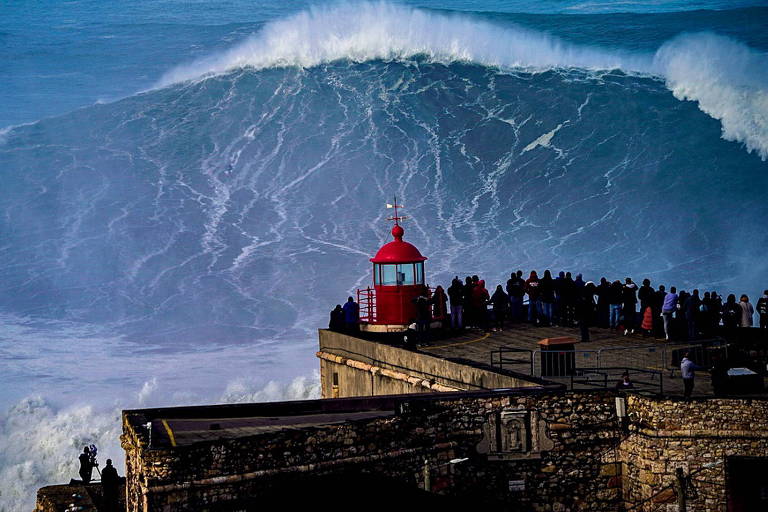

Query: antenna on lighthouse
left=386, top=196, right=408, bottom=225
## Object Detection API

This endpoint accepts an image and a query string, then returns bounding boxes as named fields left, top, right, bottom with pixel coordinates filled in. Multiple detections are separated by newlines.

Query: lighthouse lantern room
left=358, top=200, right=428, bottom=332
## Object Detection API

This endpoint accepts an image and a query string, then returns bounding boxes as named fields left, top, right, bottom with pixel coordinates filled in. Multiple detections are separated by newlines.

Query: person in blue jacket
left=342, top=296, right=359, bottom=332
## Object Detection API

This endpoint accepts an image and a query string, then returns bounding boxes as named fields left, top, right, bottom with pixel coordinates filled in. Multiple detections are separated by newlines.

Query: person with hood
left=101, top=459, right=120, bottom=512
left=525, top=271, right=540, bottom=324
left=342, top=296, right=360, bottom=333
left=447, top=277, right=464, bottom=330
left=472, top=279, right=490, bottom=330
left=490, top=284, right=509, bottom=331
left=506, top=271, right=525, bottom=322
left=622, top=278, right=638, bottom=335
left=739, top=294, right=754, bottom=328
left=431, top=285, right=448, bottom=324
left=539, top=270, right=556, bottom=326
left=329, top=304, right=345, bottom=332
left=757, top=290, right=768, bottom=330
left=684, top=289, right=701, bottom=340
left=641, top=303, right=654, bottom=337
left=661, top=286, right=678, bottom=341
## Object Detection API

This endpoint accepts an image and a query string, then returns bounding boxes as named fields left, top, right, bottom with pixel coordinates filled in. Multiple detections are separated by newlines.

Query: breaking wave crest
left=159, top=1, right=768, bottom=159
left=157, top=1, right=645, bottom=85
left=655, top=32, right=768, bottom=160
left=0, top=374, right=320, bottom=512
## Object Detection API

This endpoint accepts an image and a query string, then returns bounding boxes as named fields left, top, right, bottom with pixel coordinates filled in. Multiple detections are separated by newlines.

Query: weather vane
left=386, top=196, right=407, bottom=225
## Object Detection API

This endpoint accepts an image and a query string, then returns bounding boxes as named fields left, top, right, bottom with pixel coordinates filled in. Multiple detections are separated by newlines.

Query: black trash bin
left=538, top=337, right=577, bottom=377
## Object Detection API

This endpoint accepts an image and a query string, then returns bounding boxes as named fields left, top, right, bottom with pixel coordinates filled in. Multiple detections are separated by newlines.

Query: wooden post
left=675, top=467, right=687, bottom=512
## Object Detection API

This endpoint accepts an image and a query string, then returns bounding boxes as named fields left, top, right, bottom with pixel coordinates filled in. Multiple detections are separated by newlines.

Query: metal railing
left=490, top=340, right=726, bottom=394
left=357, top=287, right=376, bottom=323
left=490, top=347, right=534, bottom=376
left=571, top=367, right=664, bottom=394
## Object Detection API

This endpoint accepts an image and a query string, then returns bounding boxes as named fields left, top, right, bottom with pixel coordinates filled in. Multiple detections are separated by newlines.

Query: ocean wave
left=156, top=1, right=647, bottom=86
left=0, top=374, right=320, bottom=512
left=157, top=1, right=768, bottom=160
left=655, top=32, right=768, bottom=160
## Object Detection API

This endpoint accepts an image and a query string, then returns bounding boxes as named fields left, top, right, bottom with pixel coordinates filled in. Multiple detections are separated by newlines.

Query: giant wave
left=159, top=2, right=768, bottom=160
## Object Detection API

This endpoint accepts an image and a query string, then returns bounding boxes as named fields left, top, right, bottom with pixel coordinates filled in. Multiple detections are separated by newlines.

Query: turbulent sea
left=1, top=0, right=767, bottom=509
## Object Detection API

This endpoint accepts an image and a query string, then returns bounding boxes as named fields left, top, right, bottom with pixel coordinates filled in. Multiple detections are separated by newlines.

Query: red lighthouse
left=358, top=200, right=428, bottom=332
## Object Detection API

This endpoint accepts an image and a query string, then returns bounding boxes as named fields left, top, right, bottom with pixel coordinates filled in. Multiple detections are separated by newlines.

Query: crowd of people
left=433, top=271, right=767, bottom=342
left=330, top=270, right=768, bottom=344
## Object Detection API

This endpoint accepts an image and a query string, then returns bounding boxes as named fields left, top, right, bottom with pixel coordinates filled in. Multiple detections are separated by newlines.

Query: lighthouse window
left=415, top=262, right=424, bottom=284
left=378, top=263, right=416, bottom=286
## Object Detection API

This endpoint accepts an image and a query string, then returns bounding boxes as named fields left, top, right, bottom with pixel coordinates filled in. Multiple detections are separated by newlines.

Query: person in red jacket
left=472, top=279, right=490, bottom=331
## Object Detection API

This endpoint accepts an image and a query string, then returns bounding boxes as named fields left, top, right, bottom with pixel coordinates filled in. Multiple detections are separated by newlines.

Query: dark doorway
left=727, top=457, right=768, bottom=511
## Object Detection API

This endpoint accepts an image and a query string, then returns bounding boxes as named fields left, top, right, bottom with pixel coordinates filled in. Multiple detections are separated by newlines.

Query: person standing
left=447, top=278, right=464, bottom=330
left=622, top=278, right=638, bottom=335
left=78, top=446, right=94, bottom=484
left=329, top=305, right=345, bottom=332
left=757, top=290, right=768, bottom=330
left=562, top=272, right=576, bottom=327
left=638, top=279, right=654, bottom=316
left=525, top=271, right=540, bottom=324
left=431, top=285, right=448, bottom=324
left=722, top=294, right=741, bottom=339
left=680, top=351, right=705, bottom=400
left=472, top=279, right=490, bottom=331
left=596, top=277, right=610, bottom=328
left=662, top=286, right=679, bottom=341
left=575, top=283, right=596, bottom=342
left=652, top=285, right=667, bottom=338
left=539, top=270, right=556, bottom=326
left=463, top=276, right=475, bottom=328
left=101, top=459, right=120, bottom=512
left=684, top=289, right=701, bottom=340
left=608, top=280, right=623, bottom=330
left=412, top=293, right=431, bottom=344
left=506, top=271, right=525, bottom=322
left=490, top=284, right=509, bottom=331
left=739, top=295, right=754, bottom=328
left=342, top=296, right=360, bottom=333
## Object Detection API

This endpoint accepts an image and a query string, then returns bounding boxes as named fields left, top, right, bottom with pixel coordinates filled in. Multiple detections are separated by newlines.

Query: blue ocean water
left=1, top=1, right=767, bottom=509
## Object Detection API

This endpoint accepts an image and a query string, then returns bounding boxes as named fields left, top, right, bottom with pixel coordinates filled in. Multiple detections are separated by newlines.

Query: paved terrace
left=413, top=324, right=766, bottom=398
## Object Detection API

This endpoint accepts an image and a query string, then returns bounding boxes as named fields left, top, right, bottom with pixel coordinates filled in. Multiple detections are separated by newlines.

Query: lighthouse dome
left=370, top=225, right=427, bottom=263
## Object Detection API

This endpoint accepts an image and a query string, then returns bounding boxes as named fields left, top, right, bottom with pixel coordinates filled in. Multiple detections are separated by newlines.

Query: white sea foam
left=654, top=32, right=768, bottom=160
left=0, top=374, right=320, bottom=512
left=157, top=1, right=768, bottom=160
left=157, top=1, right=644, bottom=86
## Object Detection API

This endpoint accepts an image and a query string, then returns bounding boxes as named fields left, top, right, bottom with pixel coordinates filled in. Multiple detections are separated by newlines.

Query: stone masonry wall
left=123, top=391, right=624, bottom=512
left=619, top=396, right=768, bottom=512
